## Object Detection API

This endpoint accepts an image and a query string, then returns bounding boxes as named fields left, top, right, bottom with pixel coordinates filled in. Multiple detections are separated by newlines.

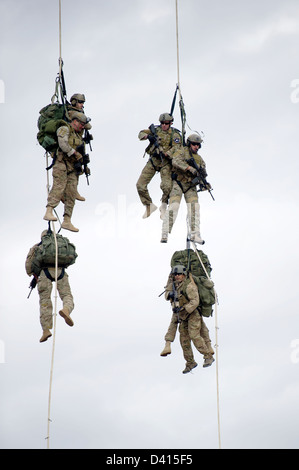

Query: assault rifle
left=83, top=128, right=93, bottom=151
left=148, top=124, right=165, bottom=163
left=75, top=143, right=91, bottom=185
left=27, top=275, right=38, bottom=299
left=158, top=277, right=181, bottom=324
left=187, top=156, right=215, bottom=201
left=169, top=278, right=181, bottom=324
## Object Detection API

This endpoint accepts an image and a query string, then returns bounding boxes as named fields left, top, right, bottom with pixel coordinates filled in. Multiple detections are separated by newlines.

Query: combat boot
left=61, top=192, right=85, bottom=203
left=182, top=361, right=198, bottom=374
left=75, top=191, right=85, bottom=201
left=43, top=206, right=57, bottom=222
left=39, top=329, right=52, bottom=343
left=159, top=203, right=167, bottom=220
left=142, top=203, right=157, bottom=219
left=61, top=216, right=79, bottom=232
left=190, top=231, right=205, bottom=245
left=160, top=341, right=171, bottom=356
left=203, top=356, right=215, bottom=368
left=59, top=307, right=74, bottom=327
left=160, top=232, right=168, bottom=243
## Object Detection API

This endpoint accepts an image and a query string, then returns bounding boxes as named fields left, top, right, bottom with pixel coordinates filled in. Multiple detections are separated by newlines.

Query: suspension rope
left=175, top=0, right=181, bottom=93
left=46, top=221, right=59, bottom=449
left=45, top=0, right=63, bottom=449
left=190, top=240, right=221, bottom=449
left=175, top=0, right=186, bottom=145
left=44, top=153, right=59, bottom=449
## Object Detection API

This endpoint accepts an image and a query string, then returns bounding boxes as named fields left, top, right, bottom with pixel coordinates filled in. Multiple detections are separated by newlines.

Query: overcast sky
left=1, top=0, right=299, bottom=450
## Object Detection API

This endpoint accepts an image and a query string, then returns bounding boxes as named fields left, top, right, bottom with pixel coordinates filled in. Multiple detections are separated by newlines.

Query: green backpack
left=171, top=248, right=212, bottom=277
left=170, top=248, right=215, bottom=317
left=37, top=103, right=68, bottom=152
left=30, top=232, right=78, bottom=277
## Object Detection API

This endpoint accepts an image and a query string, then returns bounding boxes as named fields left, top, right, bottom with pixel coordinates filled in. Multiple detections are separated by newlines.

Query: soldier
left=66, top=93, right=92, bottom=202
left=136, top=113, right=182, bottom=219
left=67, top=93, right=92, bottom=132
left=161, top=134, right=208, bottom=244
left=25, top=231, right=75, bottom=343
left=68, top=93, right=85, bottom=114
left=163, top=264, right=214, bottom=372
left=43, top=112, right=88, bottom=232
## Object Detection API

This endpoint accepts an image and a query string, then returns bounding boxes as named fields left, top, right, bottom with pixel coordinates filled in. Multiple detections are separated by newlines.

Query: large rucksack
left=37, top=103, right=69, bottom=152
left=171, top=248, right=212, bottom=277
left=170, top=248, right=215, bottom=317
left=28, top=232, right=78, bottom=277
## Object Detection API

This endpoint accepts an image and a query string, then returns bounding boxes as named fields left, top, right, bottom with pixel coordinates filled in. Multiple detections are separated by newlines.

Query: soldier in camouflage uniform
left=25, top=231, right=75, bottom=343
left=66, top=93, right=92, bottom=202
left=161, top=134, right=208, bottom=244
left=67, top=93, right=92, bottom=132
left=43, top=112, right=88, bottom=232
left=162, top=264, right=214, bottom=373
left=136, top=113, right=182, bottom=219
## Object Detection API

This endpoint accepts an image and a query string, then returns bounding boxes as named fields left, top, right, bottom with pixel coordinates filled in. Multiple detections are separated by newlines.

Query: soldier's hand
left=148, top=134, right=156, bottom=144
left=74, top=151, right=82, bottom=161
left=168, top=292, right=175, bottom=301
left=187, top=166, right=197, bottom=176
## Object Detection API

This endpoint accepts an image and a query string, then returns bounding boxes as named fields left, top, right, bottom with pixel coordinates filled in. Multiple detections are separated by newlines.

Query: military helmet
left=70, top=93, right=85, bottom=103
left=71, top=111, right=88, bottom=124
left=41, top=230, right=48, bottom=238
left=187, top=134, right=203, bottom=145
left=172, top=264, right=187, bottom=275
left=159, top=113, right=173, bottom=123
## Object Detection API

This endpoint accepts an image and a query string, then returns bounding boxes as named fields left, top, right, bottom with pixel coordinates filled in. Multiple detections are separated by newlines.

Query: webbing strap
left=170, top=84, right=179, bottom=117
left=43, top=267, right=65, bottom=282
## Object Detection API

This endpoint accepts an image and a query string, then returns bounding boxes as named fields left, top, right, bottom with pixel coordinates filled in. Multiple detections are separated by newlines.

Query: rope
left=46, top=221, right=58, bottom=450
left=191, top=241, right=221, bottom=449
left=175, top=0, right=180, bottom=93
left=45, top=1, right=62, bottom=448
left=174, top=0, right=204, bottom=145
left=175, top=0, right=187, bottom=145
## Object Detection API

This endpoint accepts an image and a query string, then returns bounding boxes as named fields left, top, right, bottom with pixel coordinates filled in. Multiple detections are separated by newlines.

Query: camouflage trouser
left=161, top=180, right=199, bottom=233
left=136, top=158, right=172, bottom=206
left=37, top=268, right=74, bottom=330
left=164, top=313, right=196, bottom=365
left=179, top=310, right=213, bottom=364
left=47, top=152, right=78, bottom=218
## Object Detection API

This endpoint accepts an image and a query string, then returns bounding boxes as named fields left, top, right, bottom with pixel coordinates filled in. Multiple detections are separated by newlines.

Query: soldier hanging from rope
left=66, top=93, right=93, bottom=200
left=136, top=113, right=182, bottom=220
left=162, top=264, right=214, bottom=373
left=43, top=111, right=89, bottom=232
left=161, top=133, right=213, bottom=244
left=25, top=229, right=77, bottom=343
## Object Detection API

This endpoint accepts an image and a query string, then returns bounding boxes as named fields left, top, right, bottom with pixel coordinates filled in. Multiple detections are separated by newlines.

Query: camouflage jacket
left=172, top=146, right=207, bottom=184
